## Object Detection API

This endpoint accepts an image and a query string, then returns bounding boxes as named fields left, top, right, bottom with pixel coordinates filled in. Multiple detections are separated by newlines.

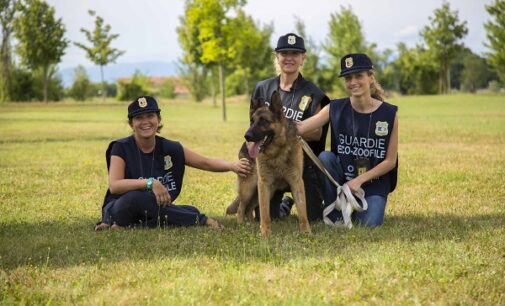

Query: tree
left=323, top=6, right=374, bottom=93
left=295, top=17, right=332, bottom=93
left=460, top=50, right=493, bottom=93
left=177, top=61, right=208, bottom=102
left=116, top=70, right=151, bottom=101
left=74, top=10, right=124, bottom=101
left=69, top=65, right=93, bottom=101
left=420, top=2, right=468, bottom=94
left=178, top=0, right=246, bottom=121
left=14, top=0, right=68, bottom=102
left=0, top=0, right=17, bottom=101
left=484, top=0, right=505, bottom=86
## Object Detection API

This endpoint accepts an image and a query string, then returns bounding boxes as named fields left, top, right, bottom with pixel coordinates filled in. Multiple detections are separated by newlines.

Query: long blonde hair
left=368, top=70, right=385, bottom=101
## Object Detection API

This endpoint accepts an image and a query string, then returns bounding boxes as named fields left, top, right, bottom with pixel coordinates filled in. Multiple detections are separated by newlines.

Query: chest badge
left=299, top=95, right=312, bottom=111
left=164, top=155, right=173, bottom=170
left=375, top=121, right=389, bottom=136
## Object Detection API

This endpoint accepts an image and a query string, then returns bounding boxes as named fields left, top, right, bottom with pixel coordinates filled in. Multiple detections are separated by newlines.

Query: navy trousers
left=103, top=190, right=208, bottom=228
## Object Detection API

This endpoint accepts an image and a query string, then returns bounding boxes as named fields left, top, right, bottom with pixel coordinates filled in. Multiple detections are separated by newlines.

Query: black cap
left=275, top=33, right=306, bottom=52
left=339, top=53, right=374, bottom=77
left=128, top=96, right=161, bottom=119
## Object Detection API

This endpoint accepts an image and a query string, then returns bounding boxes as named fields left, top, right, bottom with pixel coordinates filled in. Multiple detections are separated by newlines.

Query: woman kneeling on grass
left=297, top=53, right=398, bottom=227
left=95, top=96, right=252, bottom=231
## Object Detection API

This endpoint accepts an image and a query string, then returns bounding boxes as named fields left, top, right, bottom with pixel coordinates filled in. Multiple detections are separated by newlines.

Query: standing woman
left=241, top=33, right=330, bottom=221
left=297, top=53, right=398, bottom=227
left=95, top=96, right=251, bottom=231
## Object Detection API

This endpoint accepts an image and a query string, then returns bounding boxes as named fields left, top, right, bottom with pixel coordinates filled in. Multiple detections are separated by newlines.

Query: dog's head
left=245, top=91, right=284, bottom=158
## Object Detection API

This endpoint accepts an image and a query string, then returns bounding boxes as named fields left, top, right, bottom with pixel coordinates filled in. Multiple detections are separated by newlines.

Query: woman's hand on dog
left=232, top=158, right=253, bottom=177
left=152, top=180, right=172, bottom=207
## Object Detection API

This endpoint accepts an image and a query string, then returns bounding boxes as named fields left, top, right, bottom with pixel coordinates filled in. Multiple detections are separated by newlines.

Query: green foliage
left=74, top=10, right=124, bottom=101
left=8, top=66, right=35, bottom=101
left=69, top=65, right=93, bottom=101
left=0, top=0, right=17, bottom=102
left=14, top=0, right=68, bottom=102
left=323, top=6, right=375, bottom=92
left=177, top=61, right=208, bottom=102
left=0, top=95, right=504, bottom=304
left=116, top=70, right=151, bottom=101
left=460, top=50, right=493, bottom=93
left=484, top=0, right=505, bottom=86
left=420, top=2, right=468, bottom=94
left=158, top=78, right=177, bottom=99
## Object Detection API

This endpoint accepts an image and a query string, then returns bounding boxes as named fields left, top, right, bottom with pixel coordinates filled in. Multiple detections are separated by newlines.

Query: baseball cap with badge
left=275, top=33, right=306, bottom=53
left=128, top=96, right=161, bottom=119
left=339, top=53, right=374, bottom=77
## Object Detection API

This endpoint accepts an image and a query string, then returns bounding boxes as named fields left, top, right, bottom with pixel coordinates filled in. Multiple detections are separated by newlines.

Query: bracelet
left=146, top=177, right=154, bottom=191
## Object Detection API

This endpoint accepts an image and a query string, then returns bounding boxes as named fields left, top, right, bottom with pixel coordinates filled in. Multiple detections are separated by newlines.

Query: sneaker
left=279, top=196, right=294, bottom=218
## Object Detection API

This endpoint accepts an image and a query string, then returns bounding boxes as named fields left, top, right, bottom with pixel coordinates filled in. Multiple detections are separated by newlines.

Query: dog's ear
left=249, top=97, right=264, bottom=118
left=269, top=91, right=283, bottom=119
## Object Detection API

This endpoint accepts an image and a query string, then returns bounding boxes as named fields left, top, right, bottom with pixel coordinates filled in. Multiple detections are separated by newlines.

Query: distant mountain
left=58, top=61, right=178, bottom=87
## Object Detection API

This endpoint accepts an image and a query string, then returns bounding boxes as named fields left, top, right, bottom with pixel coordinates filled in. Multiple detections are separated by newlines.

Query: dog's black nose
left=244, top=130, right=254, bottom=142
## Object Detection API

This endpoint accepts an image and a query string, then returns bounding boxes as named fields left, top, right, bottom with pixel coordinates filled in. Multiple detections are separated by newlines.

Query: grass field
left=1, top=94, right=504, bottom=305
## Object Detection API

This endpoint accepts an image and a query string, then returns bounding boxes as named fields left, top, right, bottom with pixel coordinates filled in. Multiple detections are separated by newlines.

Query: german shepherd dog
left=227, top=91, right=311, bottom=236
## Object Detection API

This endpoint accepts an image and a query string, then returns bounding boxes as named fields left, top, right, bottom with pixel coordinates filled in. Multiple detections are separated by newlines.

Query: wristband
left=146, top=177, right=154, bottom=191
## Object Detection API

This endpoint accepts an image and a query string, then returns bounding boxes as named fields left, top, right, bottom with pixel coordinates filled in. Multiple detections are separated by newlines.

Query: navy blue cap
left=339, top=53, right=374, bottom=77
left=128, top=96, right=161, bottom=119
left=275, top=33, right=306, bottom=52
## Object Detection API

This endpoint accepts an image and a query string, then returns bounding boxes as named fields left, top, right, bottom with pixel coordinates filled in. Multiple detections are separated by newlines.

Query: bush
left=69, top=66, right=93, bottom=101
left=116, top=71, right=151, bottom=101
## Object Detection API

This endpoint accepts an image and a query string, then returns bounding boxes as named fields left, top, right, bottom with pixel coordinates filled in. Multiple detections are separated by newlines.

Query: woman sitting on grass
left=297, top=53, right=398, bottom=227
left=95, top=96, right=252, bottom=231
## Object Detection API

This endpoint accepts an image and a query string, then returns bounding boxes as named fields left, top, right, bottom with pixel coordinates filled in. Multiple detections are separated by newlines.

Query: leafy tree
left=158, top=78, right=176, bottom=99
left=14, top=0, right=68, bottom=102
left=69, top=65, right=93, bottom=101
left=460, top=51, right=493, bottom=93
left=177, top=61, right=208, bottom=102
left=116, top=70, right=151, bottom=101
left=295, top=17, right=332, bottom=93
left=484, top=0, right=505, bottom=86
left=323, top=6, right=375, bottom=93
left=178, top=0, right=246, bottom=121
left=0, top=0, right=17, bottom=101
left=420, top=2, right=468, bottom=94
left=74, top=10, right=124, bottom=101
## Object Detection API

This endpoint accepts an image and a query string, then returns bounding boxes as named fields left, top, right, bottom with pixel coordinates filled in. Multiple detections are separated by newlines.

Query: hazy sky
left=46, top=0, right=493, bottom=69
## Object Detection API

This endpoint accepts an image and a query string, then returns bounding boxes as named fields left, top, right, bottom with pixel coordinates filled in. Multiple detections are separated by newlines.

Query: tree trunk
left=100, top=65, right=106, bottom=102
left=210, top=68, right=216, bottom=107
left=219, top=63, right=226, bottom=122
left=0, top=28, right=12, bottom=102
left=243, top=68, right=250, bottom=98
left=43, top=66, right=48, bottom=103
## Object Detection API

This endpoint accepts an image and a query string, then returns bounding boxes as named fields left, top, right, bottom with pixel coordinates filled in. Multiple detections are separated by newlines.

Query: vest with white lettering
left=102, top=135, right=185, bottom=207
left=329, top=98, right=398, bottom=196
left=251, top=73, right=330, bottom=155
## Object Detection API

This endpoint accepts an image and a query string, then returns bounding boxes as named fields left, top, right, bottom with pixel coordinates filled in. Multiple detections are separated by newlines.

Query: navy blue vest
left=329, top=98, right=398, bottom=196
left=102, top=135, right=185, bottom=207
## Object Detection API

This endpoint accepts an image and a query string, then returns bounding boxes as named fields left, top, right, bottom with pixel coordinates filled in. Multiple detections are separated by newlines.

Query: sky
left=46, top=0, right=493, bottom=70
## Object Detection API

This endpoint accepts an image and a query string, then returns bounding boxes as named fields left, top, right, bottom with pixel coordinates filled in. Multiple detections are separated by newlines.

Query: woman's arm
left=296, top=104, right=330, bottom=137
left=183, top=147, right=252, bottom=177
left=300, top=104, right=323, bottom=141
left=347, top=114, right=399, bottom=193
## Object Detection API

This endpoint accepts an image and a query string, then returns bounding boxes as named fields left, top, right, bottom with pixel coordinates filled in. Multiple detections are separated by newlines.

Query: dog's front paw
left=260, top=225, right=272, bottom=236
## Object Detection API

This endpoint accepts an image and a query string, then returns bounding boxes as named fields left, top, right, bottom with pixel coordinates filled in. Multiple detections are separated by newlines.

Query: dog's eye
left=259, top=118, right=270, bottom=126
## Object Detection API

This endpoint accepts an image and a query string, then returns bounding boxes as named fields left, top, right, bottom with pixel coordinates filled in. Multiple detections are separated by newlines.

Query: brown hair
left=368, top=70, right=385, bottom=101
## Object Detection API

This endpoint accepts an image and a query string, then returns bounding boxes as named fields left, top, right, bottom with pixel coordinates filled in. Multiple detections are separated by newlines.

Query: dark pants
left=103, top=190, right=208, bottom=228
left=255, top=157, right=324, bottom=221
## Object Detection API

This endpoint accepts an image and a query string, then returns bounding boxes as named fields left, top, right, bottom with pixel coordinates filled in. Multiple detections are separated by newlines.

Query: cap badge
left=138, top=97, right=148, bottom=108
left=345, top=57, right=354, bottom=68
left=287, top=35, right=296, bottom=45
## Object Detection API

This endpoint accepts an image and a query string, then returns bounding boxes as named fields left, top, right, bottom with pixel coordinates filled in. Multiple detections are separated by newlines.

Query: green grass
left=1, top=94, right=504, bottom=305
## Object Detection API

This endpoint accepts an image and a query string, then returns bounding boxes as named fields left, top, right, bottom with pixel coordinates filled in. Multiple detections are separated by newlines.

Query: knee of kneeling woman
left=318, top=151, right=337, bottom=166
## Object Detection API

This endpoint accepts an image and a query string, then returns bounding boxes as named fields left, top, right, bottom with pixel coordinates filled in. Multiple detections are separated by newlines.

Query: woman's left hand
left=232, top=158, right=253, bottom=177
left=346, top=177, right=363, bottom=194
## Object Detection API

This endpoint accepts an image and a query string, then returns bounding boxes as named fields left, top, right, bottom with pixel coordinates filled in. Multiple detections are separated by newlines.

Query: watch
left=146, top=177, right=154, bottom=191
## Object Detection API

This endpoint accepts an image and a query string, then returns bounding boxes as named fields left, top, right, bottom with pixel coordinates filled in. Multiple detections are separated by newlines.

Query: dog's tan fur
left=229, top=91, right=310, bottom=236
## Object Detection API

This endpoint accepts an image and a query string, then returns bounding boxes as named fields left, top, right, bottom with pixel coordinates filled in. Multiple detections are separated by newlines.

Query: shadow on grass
left=1, top=212, right=503, bottom=270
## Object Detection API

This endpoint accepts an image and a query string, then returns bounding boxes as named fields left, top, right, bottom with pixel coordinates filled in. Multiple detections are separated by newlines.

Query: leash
left=297, top=136, right=368, bottom=228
